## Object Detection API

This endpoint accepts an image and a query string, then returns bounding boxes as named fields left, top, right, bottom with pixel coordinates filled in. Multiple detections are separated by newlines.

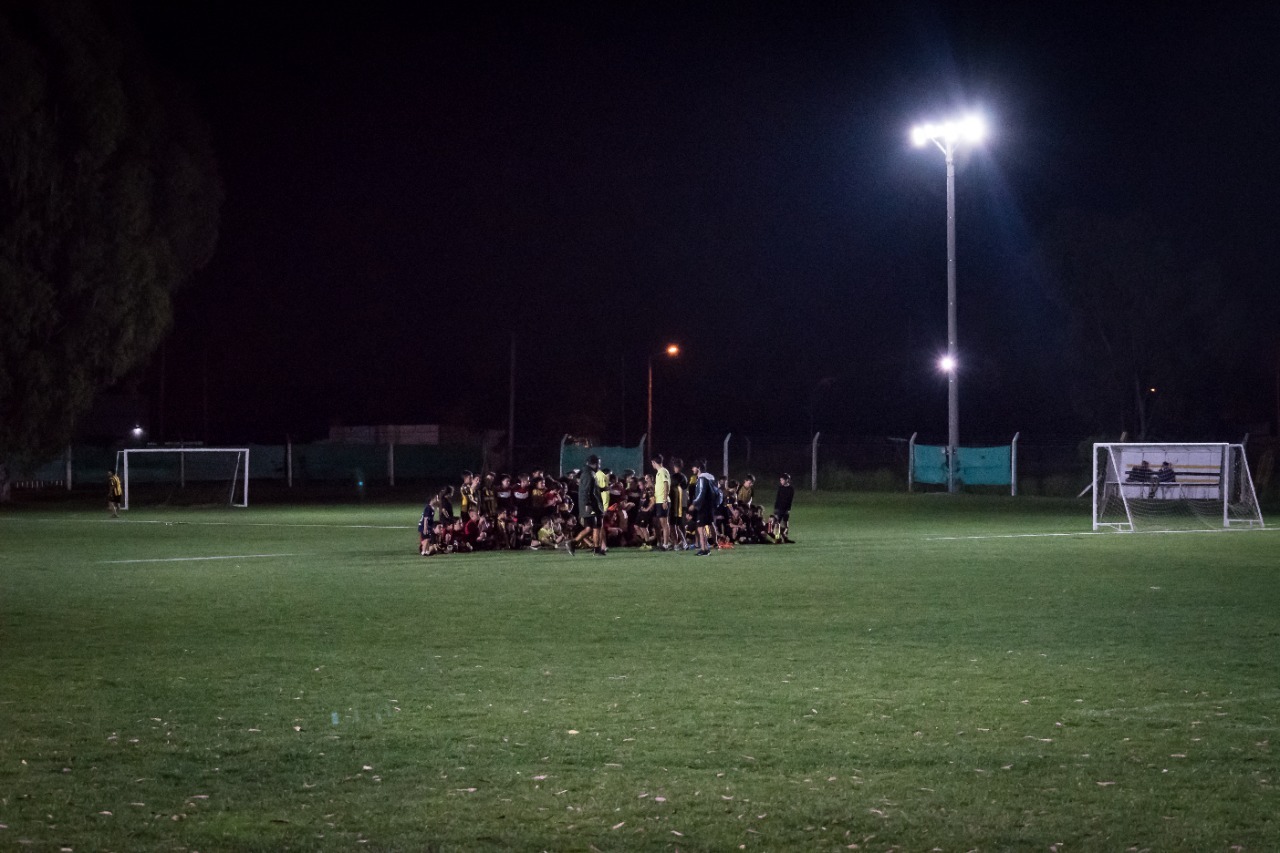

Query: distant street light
left=647, top=344, right=680, bottom=461
left=912, top=113, right=986, bottom=493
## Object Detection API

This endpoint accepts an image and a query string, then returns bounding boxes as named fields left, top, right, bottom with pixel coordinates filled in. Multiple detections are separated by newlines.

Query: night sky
left=128, top=3, right=1280, bottom=447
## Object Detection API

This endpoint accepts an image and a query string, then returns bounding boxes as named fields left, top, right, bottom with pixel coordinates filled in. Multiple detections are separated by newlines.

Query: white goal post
left=114, top=448, right=250, bottom=510
left=1092, top=442, right=1263, bottom=532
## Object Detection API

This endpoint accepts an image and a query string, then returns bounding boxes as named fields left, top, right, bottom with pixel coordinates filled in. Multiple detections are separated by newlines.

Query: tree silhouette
left=0, top=1, right=222, bottom=499
left=1041, top=212, right=1241, bottom=440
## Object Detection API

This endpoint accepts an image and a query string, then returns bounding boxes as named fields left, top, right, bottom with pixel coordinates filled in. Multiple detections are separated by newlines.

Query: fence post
left=908, top=432, right=917, bottom=492
left=65, top=445, right=73, bottom=491
left=1010, top=432, right=1020, bottom=496
left=287, top=436, right=293, bottom=488
left=811, top=432, right=821, bottom=491
left=388, top=442, right=396, bottom=487
left=722, top=433, right=731, bottom=479
left=559, top=434, right=570, bottom=477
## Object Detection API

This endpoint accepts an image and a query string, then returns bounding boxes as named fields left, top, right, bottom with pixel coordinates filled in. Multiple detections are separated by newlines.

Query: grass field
left=2, top=492, right=1279, bottom=851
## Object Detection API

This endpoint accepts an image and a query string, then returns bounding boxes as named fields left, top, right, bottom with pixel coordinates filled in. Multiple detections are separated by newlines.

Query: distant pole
left=811, top=432, right=821, bottom=491
left=508, top=334, right=516, bottom=472
left=647, top=344, right=680, bottom=460
left=158, top=342, right=167, bottom=443
left=945, top=146, right=958, bottom=493
left=1010, top=431, right=1020, bottom=496
left=646, top=356, right=653, bottom=461
left=202, top=344, right=209, bottom=442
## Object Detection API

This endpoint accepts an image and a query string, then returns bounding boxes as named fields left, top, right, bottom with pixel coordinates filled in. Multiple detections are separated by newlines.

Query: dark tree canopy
left=1041, top=212, right=1242, bottom=441
left=0, top=1, right=221, bottom=497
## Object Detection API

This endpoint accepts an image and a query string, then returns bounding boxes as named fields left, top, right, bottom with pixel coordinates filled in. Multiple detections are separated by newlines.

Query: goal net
left=115, top=448, right=250, bottom=510
left=1092, top=443, right=1263, bottom=532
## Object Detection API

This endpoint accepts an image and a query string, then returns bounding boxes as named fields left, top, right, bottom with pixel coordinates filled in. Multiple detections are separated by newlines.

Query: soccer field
left=2, top=493, right=1278, bottom=850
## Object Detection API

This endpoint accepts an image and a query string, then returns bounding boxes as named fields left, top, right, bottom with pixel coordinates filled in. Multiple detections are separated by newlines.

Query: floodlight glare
left=665, top=343, right=680, bottom=357
left=939, top=355, right=956, bottom=373
left=912, top=114, right=987, bottom=148
left=962, top=114, right=986, bottom=142
left=131, top=425, right=144, bottom=438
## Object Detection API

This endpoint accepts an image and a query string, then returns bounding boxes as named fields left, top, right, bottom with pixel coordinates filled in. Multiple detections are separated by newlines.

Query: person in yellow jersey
left=107, top=469, right=123, bottom=518
left=650, top=453, right=673, bottom=551
left=594, top=464, right=611, bottom=554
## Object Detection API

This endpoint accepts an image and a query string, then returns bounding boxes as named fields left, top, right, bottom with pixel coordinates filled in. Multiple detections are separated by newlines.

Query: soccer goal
left=114, top=448, right=250, bottom=510
left=1092, top=443, right=1263, bottom=532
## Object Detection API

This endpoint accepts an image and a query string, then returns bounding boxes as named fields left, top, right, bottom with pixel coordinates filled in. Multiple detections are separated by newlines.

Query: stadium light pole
left=912, top=114, right=986, bottom=494
left=647, top=343, right=680, bottom=462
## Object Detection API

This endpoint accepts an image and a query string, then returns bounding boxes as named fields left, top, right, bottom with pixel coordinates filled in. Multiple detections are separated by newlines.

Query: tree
left=1041, top=212, right=1241, bottom=440
left=0, top=2, right=222, bottom=500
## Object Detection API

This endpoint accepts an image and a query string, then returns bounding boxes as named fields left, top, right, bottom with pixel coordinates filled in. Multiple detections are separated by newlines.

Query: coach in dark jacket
left=573, top=454, right=605, bottom=555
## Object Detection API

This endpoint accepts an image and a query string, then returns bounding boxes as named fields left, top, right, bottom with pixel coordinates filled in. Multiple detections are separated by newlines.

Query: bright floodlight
left=665, top=343, right=680, bottom=357
left=131, top=425, right=144, bottom=438
left=938, top=355, right=956, bottom=373
left=912, top=114, right=986, bottom=147
left=961, top=114, right=986, bottom=142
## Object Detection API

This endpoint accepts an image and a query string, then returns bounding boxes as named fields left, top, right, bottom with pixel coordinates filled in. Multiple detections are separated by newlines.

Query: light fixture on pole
left=647, top=343, right=680, bottom=462
left=912, top=114, right=986, bottom=493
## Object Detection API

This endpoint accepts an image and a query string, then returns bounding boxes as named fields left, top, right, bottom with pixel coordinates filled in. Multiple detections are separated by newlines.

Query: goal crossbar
left=115, top=448, right=250, bottom=510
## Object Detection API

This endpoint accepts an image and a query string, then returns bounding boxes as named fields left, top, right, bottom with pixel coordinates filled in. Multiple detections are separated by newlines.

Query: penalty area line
left=927, top=527, right=1275, bottom=542
left=101, top=553, right=299, bottom=565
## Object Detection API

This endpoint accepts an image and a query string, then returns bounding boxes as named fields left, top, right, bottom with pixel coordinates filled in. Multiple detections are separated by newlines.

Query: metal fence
left=15, top=434, right=1274, bottom=501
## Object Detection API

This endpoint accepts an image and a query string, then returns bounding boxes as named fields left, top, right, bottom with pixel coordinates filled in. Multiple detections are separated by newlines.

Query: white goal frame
left=114, top=447, right=250, bottom=510
left=1092, top=442, right=1263, bottom=532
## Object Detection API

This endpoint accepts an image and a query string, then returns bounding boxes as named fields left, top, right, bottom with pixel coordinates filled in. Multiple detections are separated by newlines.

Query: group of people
left=1126, top=459, right=1176, bottom=499
left=417, top=454, right=796, bottom=557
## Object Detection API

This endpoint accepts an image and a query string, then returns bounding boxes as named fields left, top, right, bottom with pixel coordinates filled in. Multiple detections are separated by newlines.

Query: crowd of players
left=417, top=454, right=796, bottom=557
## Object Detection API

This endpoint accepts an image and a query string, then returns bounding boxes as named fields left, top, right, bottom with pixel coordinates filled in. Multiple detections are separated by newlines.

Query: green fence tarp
left=913, top=444, right=1011, bottom=486
left=957, top=445, right=1012, bottom=486
left=560, top=442, right=644, bottom=478
left=911, top=443, right=949, bottom=485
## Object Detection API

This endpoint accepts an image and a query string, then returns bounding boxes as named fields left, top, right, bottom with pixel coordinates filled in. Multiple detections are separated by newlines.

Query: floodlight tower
left=912, top=114, right=985, bottom=493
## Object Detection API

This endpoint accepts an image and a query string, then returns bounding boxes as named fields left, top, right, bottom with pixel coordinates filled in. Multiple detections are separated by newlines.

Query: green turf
left=2, top=493, right=1278, bottom=851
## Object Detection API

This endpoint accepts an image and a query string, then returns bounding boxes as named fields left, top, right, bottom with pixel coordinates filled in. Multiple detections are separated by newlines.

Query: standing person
left=595, top=464, right=612, bottom=555
left=669, top=457, right=689, bottom=550
left=107, top=469, right=123, bottom=518
left=479, top=473, right=498, bottom=520
left=651, top=453, right=673, bottom=551
left=572, top=454, right=605, bottom=556
left=688, top=460, right=719, bottom=556
left=772, top=472, right=795, bottom=543
left=459, top=471, right=476, bottom=518
left=418, top=496, right=440, bottom=556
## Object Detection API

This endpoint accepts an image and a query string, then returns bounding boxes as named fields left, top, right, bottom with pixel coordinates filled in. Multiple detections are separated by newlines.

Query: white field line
left=0, top=516, right=411, bottom=530
left=102, top=553, right=299, bottom=564
left=927, top=527, right=1276, bottom=542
